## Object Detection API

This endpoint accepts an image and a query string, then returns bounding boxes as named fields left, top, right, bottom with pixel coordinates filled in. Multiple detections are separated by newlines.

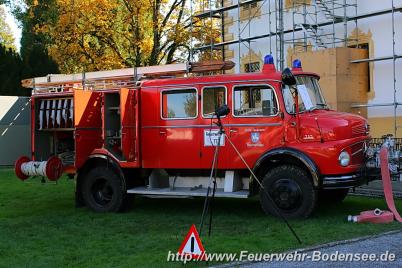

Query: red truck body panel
left=26, top=64, right=369, bottom=181
left=138, top=70, right=368, bottom=177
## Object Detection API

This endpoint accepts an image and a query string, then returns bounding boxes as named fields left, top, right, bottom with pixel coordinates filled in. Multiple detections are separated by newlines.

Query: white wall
left=0, top=96, right=31, bottom=166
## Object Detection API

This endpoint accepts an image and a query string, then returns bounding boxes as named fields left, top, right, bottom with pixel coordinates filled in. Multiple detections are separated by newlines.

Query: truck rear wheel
left=260, top=165, right=317, bottom=218
left=81, top=166, right=126, bottom=212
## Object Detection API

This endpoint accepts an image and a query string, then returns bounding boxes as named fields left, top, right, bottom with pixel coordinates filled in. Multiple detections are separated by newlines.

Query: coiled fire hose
left=348, top=146, right=402, bottom=223
left=15, top=156, right=63, bottom=181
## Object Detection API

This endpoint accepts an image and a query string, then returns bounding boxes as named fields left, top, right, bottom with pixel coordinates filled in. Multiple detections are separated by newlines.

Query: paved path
left=227, top=230, right=402, bottom=268
left=354, top=180, right=402, bottom=199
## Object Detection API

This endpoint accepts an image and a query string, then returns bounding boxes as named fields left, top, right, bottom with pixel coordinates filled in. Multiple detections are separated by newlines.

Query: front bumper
left=321, top=167, right=380, bottom=189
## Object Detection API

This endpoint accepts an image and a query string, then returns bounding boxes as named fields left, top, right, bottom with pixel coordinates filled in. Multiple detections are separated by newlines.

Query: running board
left=127, top=187, right=249, bottom=198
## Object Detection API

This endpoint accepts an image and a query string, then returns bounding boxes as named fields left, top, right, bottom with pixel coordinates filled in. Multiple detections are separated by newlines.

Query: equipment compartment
left=104, top=93, right=124, bottom=160
left=34, top=97, right=75, bottom=166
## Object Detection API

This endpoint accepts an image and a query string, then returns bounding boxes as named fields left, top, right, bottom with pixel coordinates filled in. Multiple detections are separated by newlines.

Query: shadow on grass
left=127, top=193, right=390, bottom=221
left=1, top=169, right=402, bottom=267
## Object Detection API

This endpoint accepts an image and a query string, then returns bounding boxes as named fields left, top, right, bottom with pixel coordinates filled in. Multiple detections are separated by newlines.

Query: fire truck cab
left=15, top=56, right=372, bottom=218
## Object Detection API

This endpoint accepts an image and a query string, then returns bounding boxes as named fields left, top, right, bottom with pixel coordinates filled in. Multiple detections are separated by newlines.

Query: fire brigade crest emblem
left=251, top=132, right=260, bottom=143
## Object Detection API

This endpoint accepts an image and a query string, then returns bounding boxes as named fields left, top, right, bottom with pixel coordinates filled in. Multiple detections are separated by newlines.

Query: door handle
left=229, top=128, right=238, bottom=137
left=159, top=130, right=167, bottom=135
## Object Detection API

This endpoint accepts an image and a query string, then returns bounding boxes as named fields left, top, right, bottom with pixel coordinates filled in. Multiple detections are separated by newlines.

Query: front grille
left=352, top=124, right=366, bottom=137
left=350, top=141, right=366, bottom=165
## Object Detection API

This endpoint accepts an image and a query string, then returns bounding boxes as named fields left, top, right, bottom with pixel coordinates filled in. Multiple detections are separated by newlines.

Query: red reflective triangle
left=177, top=224, right=206, bottom=260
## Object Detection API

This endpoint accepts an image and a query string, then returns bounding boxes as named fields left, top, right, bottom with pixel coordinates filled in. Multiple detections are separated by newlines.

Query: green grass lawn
left=0, top=168, right=401, bottom=267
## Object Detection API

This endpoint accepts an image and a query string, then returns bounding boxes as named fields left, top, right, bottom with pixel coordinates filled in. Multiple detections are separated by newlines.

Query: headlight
left=338, top=151, right=351, bottom=167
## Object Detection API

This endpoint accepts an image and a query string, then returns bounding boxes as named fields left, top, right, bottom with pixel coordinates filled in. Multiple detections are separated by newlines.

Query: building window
left=242, top=2, right=257, bottom=10
left=233, top=85, right=278, bottom=117
left=202, top=87, right=227, bottom=117
left=244, top=62, right=260, bottom=73
left=240, top=1, right=260, bottom=21
left=161, top=89, right=197, bottom=119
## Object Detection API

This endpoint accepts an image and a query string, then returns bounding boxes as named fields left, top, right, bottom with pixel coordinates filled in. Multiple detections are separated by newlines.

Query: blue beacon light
left=293, top=59, right=302, bottom=69
left=262, top=54, right=276, bottom=73
left=264, top=54, right=274, bottom=65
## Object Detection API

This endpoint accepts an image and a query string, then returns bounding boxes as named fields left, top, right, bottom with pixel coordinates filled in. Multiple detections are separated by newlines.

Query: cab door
left=74, top=90, right=103, bottom=168
left=157, top=87, right=200, bottom=169
left=199, top=85, right=229, bottom=168
left=227, top=83, right=284, bottom=169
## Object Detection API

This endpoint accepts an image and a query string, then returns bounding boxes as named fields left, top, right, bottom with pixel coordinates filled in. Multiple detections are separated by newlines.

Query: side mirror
left=215, top=104, right=230, bottom=118
left=282, top=68, right=297, bottom=86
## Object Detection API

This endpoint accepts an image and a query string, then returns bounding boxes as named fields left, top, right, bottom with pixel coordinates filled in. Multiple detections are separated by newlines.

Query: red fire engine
left=15, top=56, right=374, bottom=218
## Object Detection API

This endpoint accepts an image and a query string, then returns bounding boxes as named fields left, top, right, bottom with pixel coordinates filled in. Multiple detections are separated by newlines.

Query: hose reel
left=15, top=156, right=63, bottom=181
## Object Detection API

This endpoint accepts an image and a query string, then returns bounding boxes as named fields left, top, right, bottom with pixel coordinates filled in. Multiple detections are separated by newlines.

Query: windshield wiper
left=308, top=103, right=329, bottom=112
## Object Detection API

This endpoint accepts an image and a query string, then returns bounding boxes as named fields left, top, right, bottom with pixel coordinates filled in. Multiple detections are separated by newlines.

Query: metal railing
left=369, top=137, right=402, bottom=151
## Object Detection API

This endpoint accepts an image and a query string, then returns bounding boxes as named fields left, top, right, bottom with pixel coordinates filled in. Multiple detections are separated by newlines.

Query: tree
left=6, top=0, right=60, bottom=79
left=4, top=0, right=222, bottom=76
left=0, top=44, right=27, bottom=95
left=31, top=0, right=222, bottom=73
left=0, top=4, right=26, bottom=96
left=0, top=5, right=15, bottom=50
left=0, top=1, right=59, bottom=95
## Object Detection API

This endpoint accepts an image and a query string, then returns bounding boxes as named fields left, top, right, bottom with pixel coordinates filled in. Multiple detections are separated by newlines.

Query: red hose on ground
left=380, top=146, right=402, bottom=223
left=348, top=146, right=402, bottom=223
left=348, top=209, right=394, bottom=223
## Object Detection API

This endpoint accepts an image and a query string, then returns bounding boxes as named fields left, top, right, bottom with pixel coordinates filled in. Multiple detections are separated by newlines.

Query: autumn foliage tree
left=26, top=0, right=223, bottom=73
left=2, top=0, right=223, bottom=75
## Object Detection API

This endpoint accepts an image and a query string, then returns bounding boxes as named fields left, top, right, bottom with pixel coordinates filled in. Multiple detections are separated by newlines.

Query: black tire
left=81, top=166, right=126, bottom=212
left=260, top=165, right=317, bottom=219
left=318, top=188, right=349, bottom=204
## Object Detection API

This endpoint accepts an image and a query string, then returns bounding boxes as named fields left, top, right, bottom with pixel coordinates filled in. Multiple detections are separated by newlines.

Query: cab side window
left=233, top=85, right=277, bottom=117
left=202, top=87, right=226, bottom=117
left=161, top=89, right=197, bottom=119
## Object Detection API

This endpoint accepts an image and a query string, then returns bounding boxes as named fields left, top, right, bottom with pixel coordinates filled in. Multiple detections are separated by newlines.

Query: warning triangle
left=178, top=224, right=205, bottom=260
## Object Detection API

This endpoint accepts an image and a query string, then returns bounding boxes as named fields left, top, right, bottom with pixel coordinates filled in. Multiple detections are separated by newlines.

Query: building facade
left=195, top=0, right=402, bottom=137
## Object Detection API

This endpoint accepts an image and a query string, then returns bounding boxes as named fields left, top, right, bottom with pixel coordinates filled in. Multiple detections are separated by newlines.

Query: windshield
left=282, top=76, right=328, bottom=114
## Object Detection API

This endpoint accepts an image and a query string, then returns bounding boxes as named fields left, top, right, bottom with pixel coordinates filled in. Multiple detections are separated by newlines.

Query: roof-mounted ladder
left=22, top=60, right=235, bottom=94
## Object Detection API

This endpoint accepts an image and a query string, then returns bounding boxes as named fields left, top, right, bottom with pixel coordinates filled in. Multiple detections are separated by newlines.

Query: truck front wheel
left=260, top=165, right=317, bottom=218
left=81, top=166, right=126, bottom=212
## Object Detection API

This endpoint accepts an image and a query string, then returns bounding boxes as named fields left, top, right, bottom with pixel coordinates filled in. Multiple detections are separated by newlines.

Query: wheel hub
left=91, top=178, right=114, bottom=206
left=279, top=192, right=289, bottom=201
left=270, top=179, right=302, bottom=211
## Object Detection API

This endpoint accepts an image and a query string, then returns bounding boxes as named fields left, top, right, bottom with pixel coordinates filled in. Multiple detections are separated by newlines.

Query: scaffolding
left=190, top=0, right=401, bottom=136
left=191, top=1, right=400, bottom=68
left=192, top=1, right=358, bottom=68
left=288, top=0, right=358, bottom=51
left=349, top=0, right=401, bottom=136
